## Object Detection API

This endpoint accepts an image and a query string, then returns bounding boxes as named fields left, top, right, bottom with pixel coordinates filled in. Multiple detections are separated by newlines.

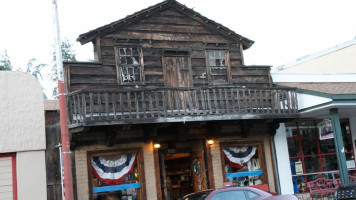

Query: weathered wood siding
left=45, top=110, right=77, bottom=200
left=64, top=62, right=117, bottom=92
left=65, top=8, right=272, bottom=93
left=45, top=111, right=62, bottom=200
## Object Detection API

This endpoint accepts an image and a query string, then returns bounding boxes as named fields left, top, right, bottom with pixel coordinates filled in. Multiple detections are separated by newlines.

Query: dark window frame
left=286, top=119, right=356, bottom=194
left=219, top=141, right=267, bottom=186
left=115, top=46, right=145, bottom=85
left=86, top=147, right=146, bottom=200
left=205, top=49, right=232, bottom=85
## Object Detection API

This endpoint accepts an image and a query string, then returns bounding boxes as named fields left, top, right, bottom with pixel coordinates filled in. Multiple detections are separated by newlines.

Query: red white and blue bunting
left=91, top=153, right=137, bottom=185
left=223, top=146, right=257, bottom=168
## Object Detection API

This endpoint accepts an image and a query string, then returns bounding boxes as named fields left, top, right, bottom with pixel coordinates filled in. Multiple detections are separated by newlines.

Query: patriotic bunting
left=91, top=153, right=137, bottom=185
left=223, top=146, right=256, bottom=168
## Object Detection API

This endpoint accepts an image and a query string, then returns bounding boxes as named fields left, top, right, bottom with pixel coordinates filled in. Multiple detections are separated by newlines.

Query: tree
left=26, top=58, right=47, bottom=80
left=25, top=58, right=48, bottom=99
left=0, top=50, right=13, bottom=71
left=0, top=49, right=48, bottom=98
left=51, top=38, right=77, bottom=98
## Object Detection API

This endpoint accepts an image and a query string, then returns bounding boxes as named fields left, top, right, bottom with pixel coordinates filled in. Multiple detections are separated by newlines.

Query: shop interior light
left=154, top=143, right=161, bottom=149
left=207, top=139, right=214, bottom=145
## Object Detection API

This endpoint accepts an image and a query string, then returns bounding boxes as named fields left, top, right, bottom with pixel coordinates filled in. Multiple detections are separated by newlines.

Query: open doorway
left=160, top=151, right=207, bottom=200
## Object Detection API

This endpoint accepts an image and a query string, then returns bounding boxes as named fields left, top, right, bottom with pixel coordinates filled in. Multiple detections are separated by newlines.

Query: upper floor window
left=116, top=47, right=143, bottom=84
left=207, top=50, right=229, bottom=84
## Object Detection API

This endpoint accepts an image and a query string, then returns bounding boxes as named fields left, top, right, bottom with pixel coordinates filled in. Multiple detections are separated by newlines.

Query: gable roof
left=77, top=0, right=254, bottom=49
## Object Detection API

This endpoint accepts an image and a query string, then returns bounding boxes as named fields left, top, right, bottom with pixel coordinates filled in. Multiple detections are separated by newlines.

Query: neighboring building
left=272, top=38, right=356, bottom=199
left=0, top=71, right=47, bottom=200
left=44, top=100, right=63, bottom=200
left=272, top=38, right=356, bottom=74
left=64, top=1, right=298, bottom=199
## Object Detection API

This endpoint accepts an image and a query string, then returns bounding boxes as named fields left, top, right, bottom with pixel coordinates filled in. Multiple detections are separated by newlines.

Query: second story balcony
left=66, top=86, right=298, bottom=128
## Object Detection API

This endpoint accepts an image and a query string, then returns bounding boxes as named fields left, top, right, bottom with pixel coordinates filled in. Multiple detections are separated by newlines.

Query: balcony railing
left=66, top=86, right=298, bottom=127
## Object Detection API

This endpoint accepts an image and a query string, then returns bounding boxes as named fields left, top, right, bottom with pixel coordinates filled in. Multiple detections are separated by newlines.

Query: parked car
left=335, top=183, right=356, bottom=200
left=180, top=186, right=298, bottom=200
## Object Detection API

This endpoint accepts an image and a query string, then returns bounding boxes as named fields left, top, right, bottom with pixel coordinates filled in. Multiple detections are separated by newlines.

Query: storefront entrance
left=159, top=149, right=207, bottom=200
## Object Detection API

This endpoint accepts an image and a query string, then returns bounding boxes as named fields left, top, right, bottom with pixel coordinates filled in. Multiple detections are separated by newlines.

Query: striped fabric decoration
left=223, top=146, right=256, bottom=168
left=91, top=153, right=137, bottom=185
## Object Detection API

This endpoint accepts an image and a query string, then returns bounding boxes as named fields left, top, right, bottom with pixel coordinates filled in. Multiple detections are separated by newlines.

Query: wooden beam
left=68, top=126, right=85, bottom=134
left=268, top=120, right=281, bottom=136
left=240, top=120, right=252, bottom=138
left=204, top=140, right=215, bottom=189
left=207, top=122, right=222, bottom=139
left=143, top=124, right=157, bottom=143
left=105, top=129, right=116, bottom=147
left=178, top=124, right=189, bottom=142
left=154, top=149, right=162, bottom=200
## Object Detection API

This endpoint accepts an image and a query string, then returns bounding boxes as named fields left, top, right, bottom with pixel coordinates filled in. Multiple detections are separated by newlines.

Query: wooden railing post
left=97, top=93, right=102, bottom=120
left=135, top=92, right=140, bottom=119
left=112, top=93, right=117, bottom=120
left=82, top=93, right=86, bottom=122
left=128, top=92, right=132, bottom=119
left=89, top=93, right=94, bottom=120
left=142, top=91, right=147, bottom=118
left=72, top=95, right=78, bottom=123
left=105, top=93, right=109, bottom=119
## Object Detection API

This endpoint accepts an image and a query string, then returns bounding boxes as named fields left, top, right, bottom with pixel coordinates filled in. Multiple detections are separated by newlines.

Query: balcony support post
left=330, top=108, right=349, bottom=185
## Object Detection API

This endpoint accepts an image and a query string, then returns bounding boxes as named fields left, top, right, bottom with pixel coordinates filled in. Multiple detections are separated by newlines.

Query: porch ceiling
left=299, top=103, right=356, bottom=119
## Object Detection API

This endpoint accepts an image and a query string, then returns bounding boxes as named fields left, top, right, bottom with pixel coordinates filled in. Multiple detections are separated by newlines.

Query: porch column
left=273, top=123, right=294, bottom=194
left=330, top=108, right=349, bottom=185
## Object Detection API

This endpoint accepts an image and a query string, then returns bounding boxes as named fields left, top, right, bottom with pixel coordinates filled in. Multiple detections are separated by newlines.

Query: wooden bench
left=307, top=178, right=340, bottom=200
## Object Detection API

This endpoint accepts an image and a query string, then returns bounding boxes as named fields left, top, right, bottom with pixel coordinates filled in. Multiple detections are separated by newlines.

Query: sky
left=1, top=0, right=356, bottom=97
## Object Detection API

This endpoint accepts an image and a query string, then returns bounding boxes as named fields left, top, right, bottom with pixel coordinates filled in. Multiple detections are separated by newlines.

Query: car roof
left=180, top=189, right=214, bottom=199
left=207, top=186, right=273, bottom=198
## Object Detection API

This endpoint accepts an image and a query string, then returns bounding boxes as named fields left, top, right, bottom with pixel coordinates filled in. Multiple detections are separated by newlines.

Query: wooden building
left=64, top=1, right=298, bottom=199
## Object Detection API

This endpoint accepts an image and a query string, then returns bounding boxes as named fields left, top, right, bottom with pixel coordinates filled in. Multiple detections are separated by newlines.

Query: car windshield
left=182, top=192, right=211, bottom=200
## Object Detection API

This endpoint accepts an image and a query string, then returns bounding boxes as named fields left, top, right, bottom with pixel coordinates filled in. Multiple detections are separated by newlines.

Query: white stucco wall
left=274, top=123, right=294, bottom=194
left=0, top=71, right=47, bottom=199
left=0, top=71, right=46, bottom=152
left=16, top=151, right=47, bottom=200
left=277, top=43, right=356, bottom=74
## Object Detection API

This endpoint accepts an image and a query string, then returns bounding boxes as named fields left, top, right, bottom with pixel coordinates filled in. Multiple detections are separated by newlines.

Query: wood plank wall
left=65, top=8, right=271, bottom=93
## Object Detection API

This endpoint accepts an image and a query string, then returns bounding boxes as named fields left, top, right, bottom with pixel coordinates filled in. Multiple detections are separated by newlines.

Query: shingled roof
left=275, top=82, right=356, bottom=95
left=77, top=0, right=254, bottom=49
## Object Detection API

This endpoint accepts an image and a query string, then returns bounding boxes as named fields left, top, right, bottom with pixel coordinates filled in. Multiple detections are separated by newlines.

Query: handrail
left=67, top=86, right=298, bottom=96
left=66, top=86, right=298, bottom=126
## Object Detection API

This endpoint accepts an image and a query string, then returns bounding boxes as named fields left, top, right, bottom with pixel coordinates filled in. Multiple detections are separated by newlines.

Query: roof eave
left=77, top=0, right=255, bottom=48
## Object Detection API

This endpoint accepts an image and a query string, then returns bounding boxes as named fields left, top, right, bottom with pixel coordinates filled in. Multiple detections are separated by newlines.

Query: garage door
left=0, top=154, right=16, bottom=200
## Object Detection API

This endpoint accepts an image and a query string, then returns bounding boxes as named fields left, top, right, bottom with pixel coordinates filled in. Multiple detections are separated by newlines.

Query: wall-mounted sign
left=295, top=160, right=303, bottom=174
left=318, top=119, right=334, bottom=140
left=167, top=148, right=176, bottom=154
left=347, top=160, right=356, bottom=169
